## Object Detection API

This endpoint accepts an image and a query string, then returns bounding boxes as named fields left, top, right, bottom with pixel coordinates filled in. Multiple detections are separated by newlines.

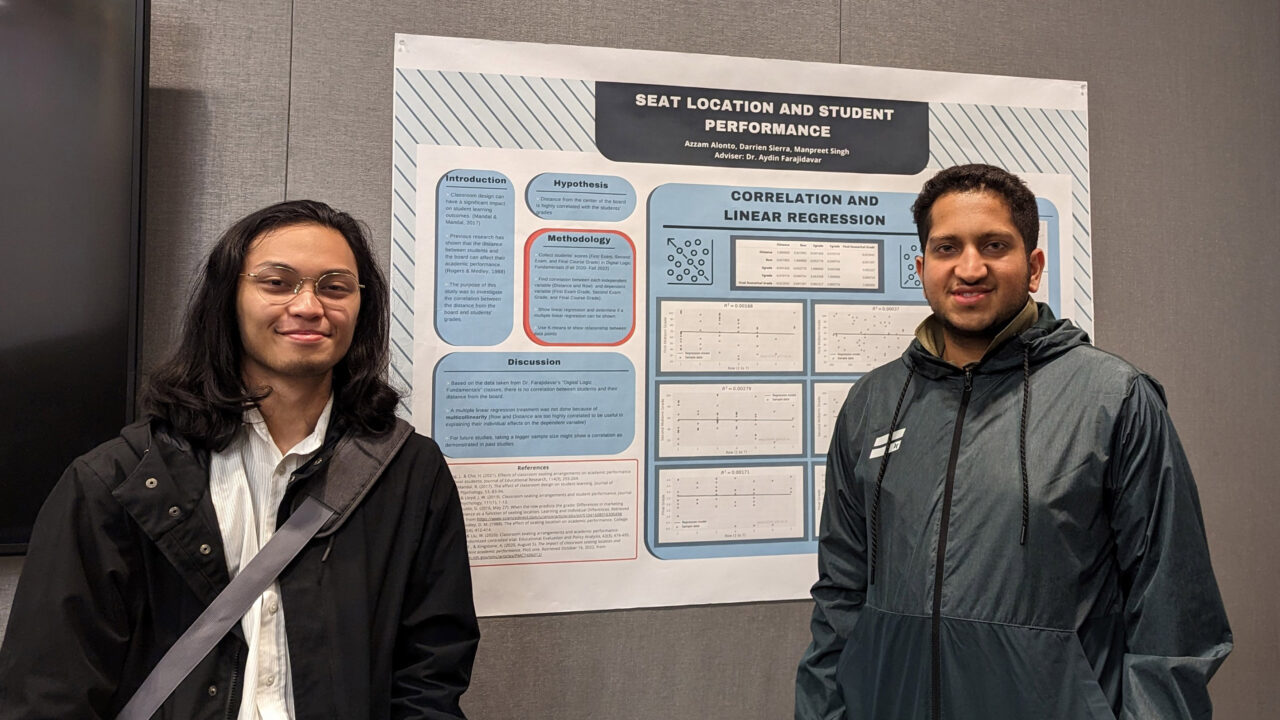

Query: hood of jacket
left=903, top=302, right=1091, bottom=379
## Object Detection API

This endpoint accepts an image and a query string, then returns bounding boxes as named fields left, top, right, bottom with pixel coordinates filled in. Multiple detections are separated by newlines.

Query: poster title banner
left=596, top=82, right=929, bottom=174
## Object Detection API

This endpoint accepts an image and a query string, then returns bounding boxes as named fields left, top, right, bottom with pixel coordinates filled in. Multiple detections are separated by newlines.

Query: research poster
left=391, top=35, right=1092, bottom=615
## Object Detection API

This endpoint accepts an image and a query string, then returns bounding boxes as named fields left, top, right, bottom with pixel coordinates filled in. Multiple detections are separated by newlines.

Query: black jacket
left=0, top=417, right=479, bottom=719
left=797, top=307, right=1231, bottom=719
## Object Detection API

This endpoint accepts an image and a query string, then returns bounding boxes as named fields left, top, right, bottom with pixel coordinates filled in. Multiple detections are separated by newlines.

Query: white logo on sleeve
left=869, top=428, right=906, bottom=459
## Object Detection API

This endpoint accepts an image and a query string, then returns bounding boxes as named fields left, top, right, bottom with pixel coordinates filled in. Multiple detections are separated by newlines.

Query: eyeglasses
left=241, top=265, right=364, bottom=305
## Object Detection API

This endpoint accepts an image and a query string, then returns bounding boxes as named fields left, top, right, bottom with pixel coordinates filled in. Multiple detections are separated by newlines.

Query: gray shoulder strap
left=116, top=495, right=335, bottom=720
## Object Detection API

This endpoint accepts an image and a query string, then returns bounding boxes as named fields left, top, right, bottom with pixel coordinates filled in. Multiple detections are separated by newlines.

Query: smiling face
left=237, top=223, right=361, bottom=392
left=915, top=190, right=1045, bottom=357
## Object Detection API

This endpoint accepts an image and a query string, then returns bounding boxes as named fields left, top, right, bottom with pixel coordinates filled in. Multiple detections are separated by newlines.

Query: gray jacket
left=796, top=306, right=1231, bottom=720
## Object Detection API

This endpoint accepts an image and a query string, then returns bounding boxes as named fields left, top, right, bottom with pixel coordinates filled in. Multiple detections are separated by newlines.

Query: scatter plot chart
left=657, top=465, right=805, bottom=543
left=812, top=382, right=855, bottom=454
left=660, top=235, right=713, bottom=285
left=659, top=300, right=803, bottom=372
left=814, top=303, right=931, bottom=373
left=658, top=383, right=803, bottom=458
left=813, top=464, right=827, bottom=535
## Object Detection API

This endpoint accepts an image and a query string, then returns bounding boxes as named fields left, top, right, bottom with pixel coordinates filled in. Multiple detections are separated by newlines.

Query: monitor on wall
left=0, top=0, right=147, bottom=553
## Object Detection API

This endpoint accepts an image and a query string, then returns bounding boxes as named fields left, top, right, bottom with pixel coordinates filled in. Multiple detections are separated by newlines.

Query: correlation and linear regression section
left=657, top=465, right=805, bottom=544
left=659, top=299, right=803, bottom=373
left=658, top=382, right=804, bottom=459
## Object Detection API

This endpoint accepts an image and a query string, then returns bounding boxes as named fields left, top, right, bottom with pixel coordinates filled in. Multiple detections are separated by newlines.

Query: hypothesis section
left=526, top=172, right=636, bottom=221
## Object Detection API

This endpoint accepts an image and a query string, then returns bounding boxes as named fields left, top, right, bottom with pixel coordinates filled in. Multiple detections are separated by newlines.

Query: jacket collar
left=110, top=416, right=414, bottom=604
left=914, top=298, right=1039, bottom=363
left=905, top=303, right=1089, bottom=379
left=113, top=420, right=227, bottom=605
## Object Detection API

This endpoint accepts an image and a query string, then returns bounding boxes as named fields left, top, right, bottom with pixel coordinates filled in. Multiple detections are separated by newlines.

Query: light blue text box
left=433, top=352, right=635, bottom=458
left=435, top=169, right=514, bottom=345
left=526, top=172, right=636, bottom=221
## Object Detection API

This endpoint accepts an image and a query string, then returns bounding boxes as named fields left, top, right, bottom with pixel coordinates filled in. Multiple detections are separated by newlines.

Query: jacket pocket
left=836, top=605, right=932, bottom=720
left=1066, top=632, right=1118, bottom=720
left=940, top=617, right=1117, bottom=720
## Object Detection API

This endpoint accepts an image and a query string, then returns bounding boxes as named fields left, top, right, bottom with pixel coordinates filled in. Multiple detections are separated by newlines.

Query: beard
left=933, top=289, right=1031, bottom=343
left=239, top=344, right=347, bottom=396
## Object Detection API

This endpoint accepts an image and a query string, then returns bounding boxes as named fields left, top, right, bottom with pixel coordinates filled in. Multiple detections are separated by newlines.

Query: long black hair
left=144, top=200, right=400, bottom=450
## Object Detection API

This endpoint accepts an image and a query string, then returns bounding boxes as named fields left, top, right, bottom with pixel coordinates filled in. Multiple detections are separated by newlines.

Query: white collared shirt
left=208, top=396, right=333, bottom=720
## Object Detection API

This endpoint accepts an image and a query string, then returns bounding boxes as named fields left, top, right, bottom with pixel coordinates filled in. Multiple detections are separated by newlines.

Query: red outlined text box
left=524, top=228, right=636, bottom=346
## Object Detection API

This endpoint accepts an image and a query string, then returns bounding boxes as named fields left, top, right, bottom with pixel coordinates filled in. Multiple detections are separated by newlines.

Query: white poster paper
left=391, top=34, right=1091, bottom=615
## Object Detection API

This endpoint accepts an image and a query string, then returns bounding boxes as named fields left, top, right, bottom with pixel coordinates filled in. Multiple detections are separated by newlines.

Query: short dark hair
left=910, top=164, right=1039, bottom=252
left=144, top=200, right=400, bottom=450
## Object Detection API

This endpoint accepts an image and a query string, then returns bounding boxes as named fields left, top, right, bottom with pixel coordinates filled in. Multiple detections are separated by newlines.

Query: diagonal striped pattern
left=928, top=103, right=1094, bottom=336
left=395, top=69, right=597, bottom=151
left=390, top=71, right=598, bottom=411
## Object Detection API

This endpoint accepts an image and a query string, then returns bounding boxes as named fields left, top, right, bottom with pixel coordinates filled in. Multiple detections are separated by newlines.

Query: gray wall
left=2, top=0, right=1278, bottom=717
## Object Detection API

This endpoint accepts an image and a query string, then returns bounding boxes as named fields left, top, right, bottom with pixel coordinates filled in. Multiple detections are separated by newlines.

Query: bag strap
left=116, top=495, right=335, bottom=720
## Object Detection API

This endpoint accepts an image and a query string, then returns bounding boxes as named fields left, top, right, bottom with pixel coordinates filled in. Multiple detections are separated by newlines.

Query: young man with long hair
left=0, top=200, right=479, bottom=719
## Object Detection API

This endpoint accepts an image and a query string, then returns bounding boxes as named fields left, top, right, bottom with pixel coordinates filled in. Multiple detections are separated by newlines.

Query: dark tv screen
left=0, top=0, right=146, bottom=552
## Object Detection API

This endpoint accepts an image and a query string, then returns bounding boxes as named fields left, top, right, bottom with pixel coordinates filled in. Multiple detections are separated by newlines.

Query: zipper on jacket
left=932, top=367, right=972, bottom=720
left=224, top=645, right=242, bottom=720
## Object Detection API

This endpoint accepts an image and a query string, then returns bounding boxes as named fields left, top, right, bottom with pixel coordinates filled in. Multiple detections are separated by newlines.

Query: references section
left=454, top=459, right=639, bottom=566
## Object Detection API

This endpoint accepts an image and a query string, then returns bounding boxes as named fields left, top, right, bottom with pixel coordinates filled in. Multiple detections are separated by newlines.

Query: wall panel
left=839, top=3, right=1280, bottom=717
left=141, top=0, right=295, bottom=369
left=1, top=0, right=1276, bottom=717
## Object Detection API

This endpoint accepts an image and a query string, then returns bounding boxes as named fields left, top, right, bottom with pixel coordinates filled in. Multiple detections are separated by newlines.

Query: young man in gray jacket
left=796, top=164, right=1230, bottom=720
left=0, top=200, right=479, bottom=718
